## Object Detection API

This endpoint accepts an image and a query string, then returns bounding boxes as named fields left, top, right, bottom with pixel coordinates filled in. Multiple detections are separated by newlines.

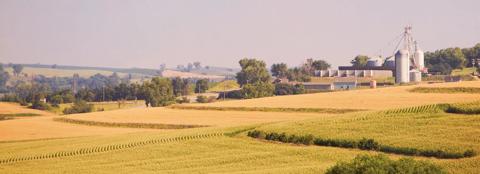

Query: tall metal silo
left=395, top=49, right=410, bottom=83
left=414, top=48, right=424, bottom=71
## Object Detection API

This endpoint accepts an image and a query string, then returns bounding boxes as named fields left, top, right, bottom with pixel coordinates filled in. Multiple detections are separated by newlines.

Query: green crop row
left=0, top=132, right=224, bottom=164
left=168, top=105, right=365, bottom=114
left=53, top=117, right=209, bottom=129
left=0, top=113, right=42, bottom=121
left=247, top=130, right=476, bottom=159
left=445, top=101, right=480, bottom=115
left=409, top=87, right=480, bottom=94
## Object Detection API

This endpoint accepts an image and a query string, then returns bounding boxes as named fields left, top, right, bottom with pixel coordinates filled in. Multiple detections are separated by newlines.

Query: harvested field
left=0, top=116, right=160, bottom=142
left=0, top=103, right=53, bottom=116
left=185, top=81, right=480, bottom=110
left=61, top=107, right=333, bottom=127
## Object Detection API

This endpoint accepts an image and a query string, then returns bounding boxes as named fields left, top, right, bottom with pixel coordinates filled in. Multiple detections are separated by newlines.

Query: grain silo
left=395, top=49, right=410, bottom=83
left=413, top=42, right=424, bottom=71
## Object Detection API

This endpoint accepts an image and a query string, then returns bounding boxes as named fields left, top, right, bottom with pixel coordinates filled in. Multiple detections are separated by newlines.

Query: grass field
left=184, top=81, right=480, bottom=110
left=1, top=81, right=480, bottom=173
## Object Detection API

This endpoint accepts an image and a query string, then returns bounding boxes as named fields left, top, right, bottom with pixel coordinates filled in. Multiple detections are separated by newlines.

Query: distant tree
left=51, top=64, right=57, bottom=69
left=0, top=63, right=9, bottom=90
left=195, top=79, right=209, bottom=93
left=172, top=77, right=190, bottom=96
left=63, top=100, right=94, bottom=114
left=193, top=61, right=202, bottom=69
left=142, top=77, right=175, bottom=107
left=351, top=55, right=369, bottom=67
left=312, top=60, right=331, bottom=71
left=287, top=67, right=311, bottom=82
left=187, top=63, right=193, bottom=72
left=425, top=47, right=466, bottom=74
left=241, top=82, right=274, bottom=99
left=12, top=64, right=24, bottom=76
left=236, top=58, right=271, bottom=87
left=49, top=95, right=63, bottom=107
left=235, top=58, right=274, bottom=99
left=271, top=63, right=288, bottom=78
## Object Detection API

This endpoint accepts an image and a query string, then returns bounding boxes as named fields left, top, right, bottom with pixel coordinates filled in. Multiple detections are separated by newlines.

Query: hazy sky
left=1, top=0, right=479, bottom=69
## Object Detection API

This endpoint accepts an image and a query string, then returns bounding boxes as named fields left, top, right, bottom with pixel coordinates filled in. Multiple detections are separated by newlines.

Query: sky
left=0, top=0, right=479, bottom=69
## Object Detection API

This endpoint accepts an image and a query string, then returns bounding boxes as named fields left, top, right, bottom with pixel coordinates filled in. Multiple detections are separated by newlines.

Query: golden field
left=186, top=81, right=480, bottom=110
left=0, top=81, right=480, bottom=173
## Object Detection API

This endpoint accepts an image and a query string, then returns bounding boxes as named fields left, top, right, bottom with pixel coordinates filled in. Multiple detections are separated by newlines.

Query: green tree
left=236, top=58, right=271, bottom=87
left=286, top=67, right=311, bottom=82
left=425, top=47, right=466, bottom=74
left=351, top=55, right=369, bottom=67
left=63, top=100, right=94, bottom=114
left=12, top=64, right=24, bottom=77
left=0, top=63, right=9, bottom=90
left=312, top=60, right=331, bottom=71
left=270, top=63, right=288, bottom=78
left=142, top=77, right=175, bottom=107
left=236, top=58, right=274, bottom=98
left=241, top=82, right=274, bottom=99
left=49, top=95, right=63, bottom=107
left=172, top=77, right=190, bottom=96
left=195, top=79, right=209, bottom=93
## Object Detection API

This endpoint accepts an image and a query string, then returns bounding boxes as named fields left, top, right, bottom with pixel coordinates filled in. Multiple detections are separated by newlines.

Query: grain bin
left=370, top=80, right=377, bottom=89
left=410, top=70, right=421, bottom=82
left=395, top=49, right=410, bottom=83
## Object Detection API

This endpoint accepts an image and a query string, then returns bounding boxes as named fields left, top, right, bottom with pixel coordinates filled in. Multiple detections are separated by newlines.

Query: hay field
left=185, top=81, right=480, bottom=110
left=61, top=107, right=333, bottom=127
left=0, top=102, right=52, bottom=116
left=0, top=116, right=161, bottom=142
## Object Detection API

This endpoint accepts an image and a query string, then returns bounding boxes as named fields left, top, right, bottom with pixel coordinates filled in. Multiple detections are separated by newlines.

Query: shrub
left=274, top=83, right=306, bottom=95
left=31, top=100, right=51, bottom=110
left=176, top=96, right=190, bottom=104
left=247, top=130, right=476, bottom=159
left=63, top=100, right=94, bottom=114
left=326, top=154, right=446, bottom=174
left=358, top=138, right=379, bottom=150
left=196, top=95, right=217, bottom=103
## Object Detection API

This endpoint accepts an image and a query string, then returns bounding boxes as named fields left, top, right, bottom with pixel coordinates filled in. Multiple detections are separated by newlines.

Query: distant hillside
left=7, top=63, right=235, bottom=80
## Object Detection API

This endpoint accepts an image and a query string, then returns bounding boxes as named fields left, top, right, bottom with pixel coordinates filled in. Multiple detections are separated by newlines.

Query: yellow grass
left=186, top=81, right=480, bottom=110
left=0, top=102, right=52, bottom=116
left=62, top=107, right=333, bottom=127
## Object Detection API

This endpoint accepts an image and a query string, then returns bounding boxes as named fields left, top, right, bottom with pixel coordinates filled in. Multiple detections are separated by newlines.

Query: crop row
left=382, top=104, right=442, bottom=115
left=53, top=117, right=209, bottom=129
left=0, top=113, right=42, bottom=121
left=168, top=105, right=364, bottom=114
left=445, top=101, right=480, bottom=115
left=0, top=132, right=224, bottom=164
left=409, top=87, right=480, bottom=94
left=247, top=130, right=476, bottom=159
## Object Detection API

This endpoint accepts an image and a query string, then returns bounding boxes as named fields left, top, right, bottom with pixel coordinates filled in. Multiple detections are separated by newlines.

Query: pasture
left=1, top=81, right=480, bottom=173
